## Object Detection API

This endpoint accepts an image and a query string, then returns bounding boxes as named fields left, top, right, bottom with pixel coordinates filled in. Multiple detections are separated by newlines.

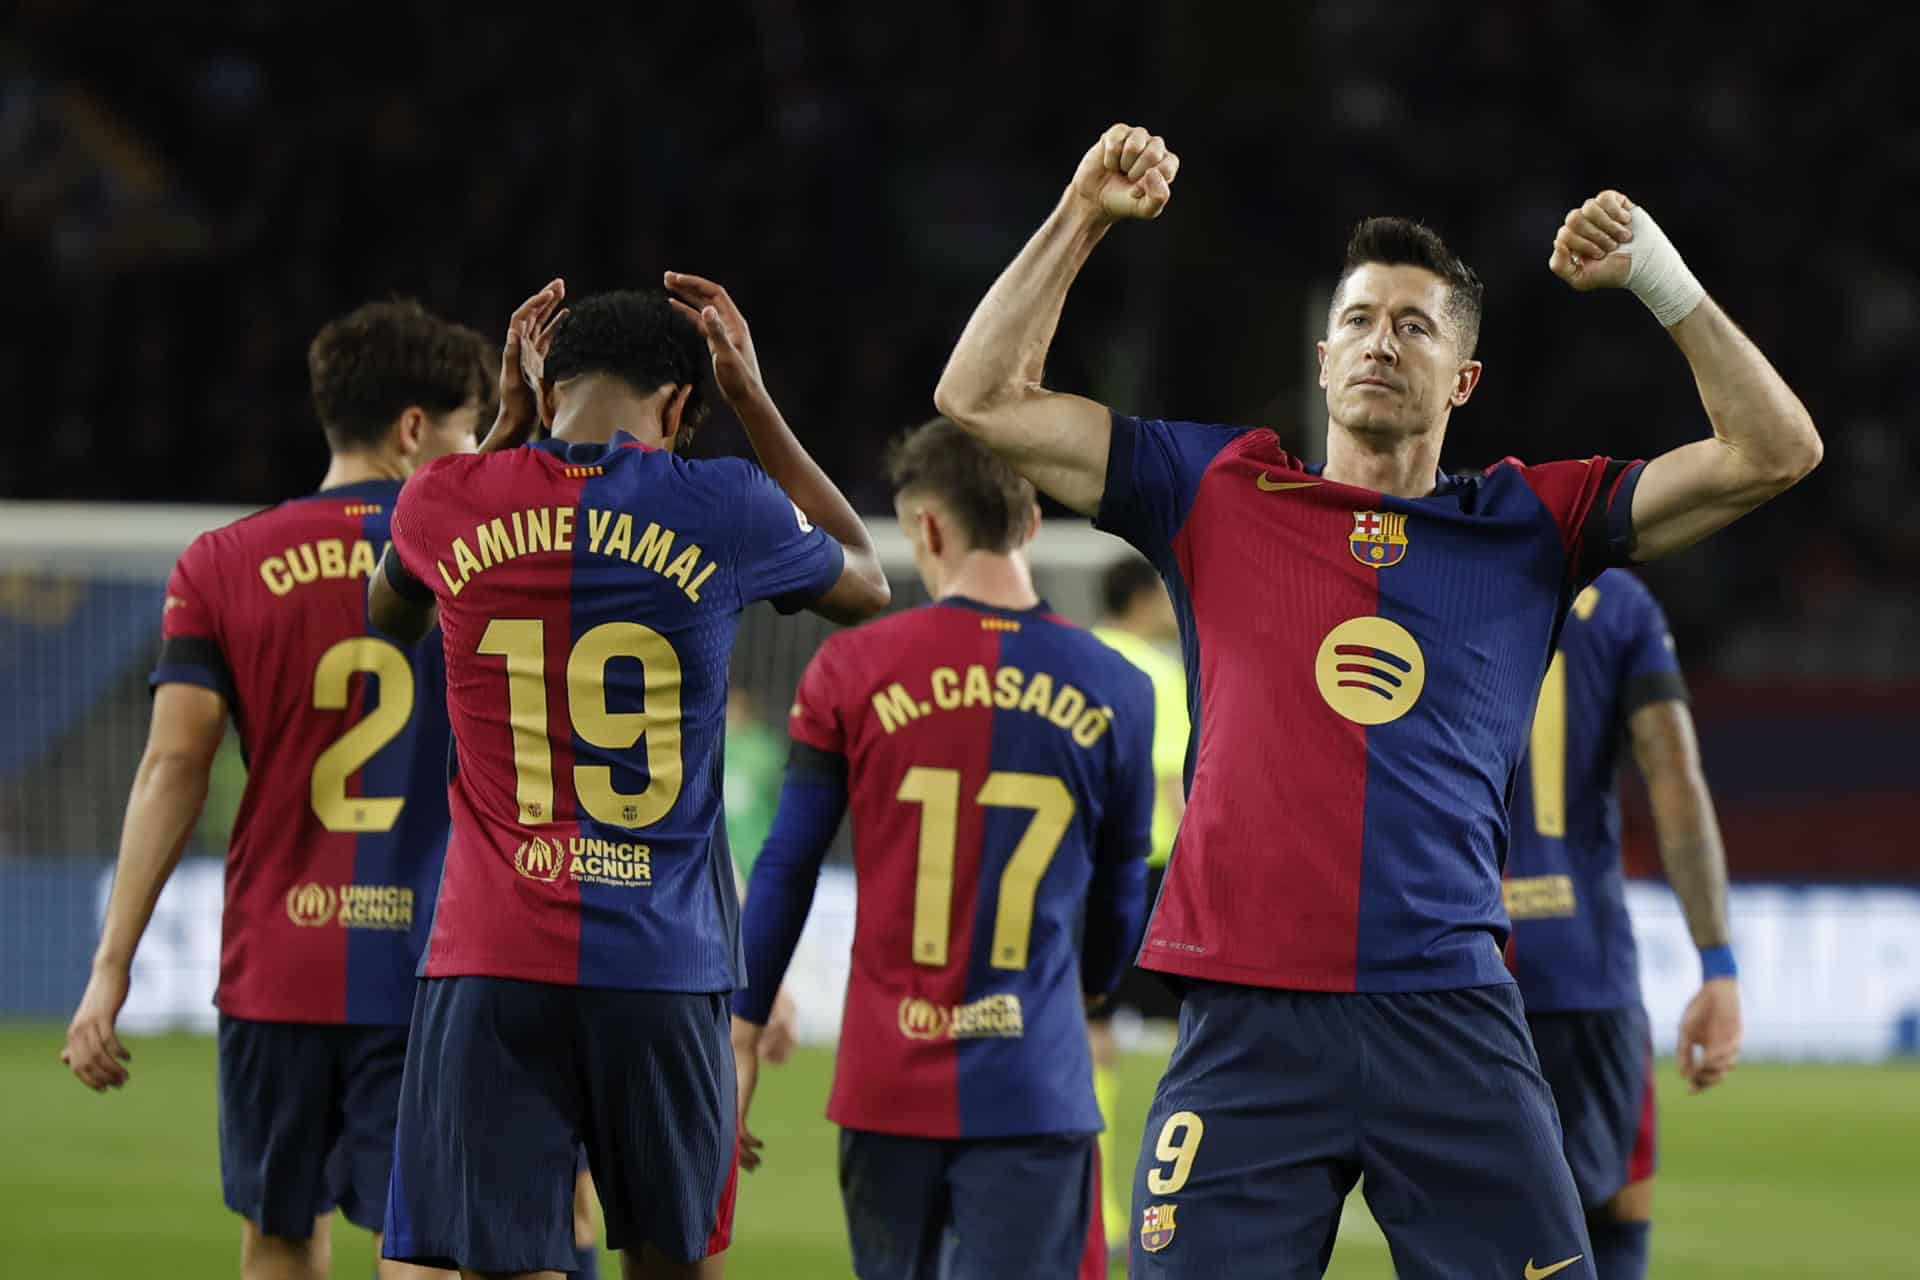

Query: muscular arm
left=1627, top=698, right=1730, bottom=948
left=935, top=124, right=1180, bottom=515
left=933, top=194, right=1118, bottom=514
left=64, top=684, right=227, bottom=1089
left=1628, top=296, right=1823, bottom=560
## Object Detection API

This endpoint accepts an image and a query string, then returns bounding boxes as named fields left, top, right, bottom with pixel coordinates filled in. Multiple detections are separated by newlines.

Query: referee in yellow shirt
left=1087, top=555, right=1190, bottom=1255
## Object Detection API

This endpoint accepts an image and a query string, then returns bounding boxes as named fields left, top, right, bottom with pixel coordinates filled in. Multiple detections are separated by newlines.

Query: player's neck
left=551, top=381, right=670, bottom=448
left=318, top=449, right=406, bottom=489
left=1321, top=421, right=1446, bottom=498
left=937, top=551, right=1040, bottom=612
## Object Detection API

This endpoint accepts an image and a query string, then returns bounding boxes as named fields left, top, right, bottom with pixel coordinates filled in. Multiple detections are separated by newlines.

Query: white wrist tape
left=1620, top=204, right=1704, bottom=327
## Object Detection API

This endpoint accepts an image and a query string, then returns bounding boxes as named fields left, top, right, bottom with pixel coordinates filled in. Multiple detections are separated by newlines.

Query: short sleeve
left=787, top=637, right=850, bottom=758
left=1504, top=455, right=1646, bottom=585
left=1614, top=577, right=1688, bottom=717
left=1093, top=414, right=1247, bottom=561
left=731, top=464, right=846, bottom=613
left=149, top=536, right=235, bottom=702
left=389, top=464, right=450, bottom=595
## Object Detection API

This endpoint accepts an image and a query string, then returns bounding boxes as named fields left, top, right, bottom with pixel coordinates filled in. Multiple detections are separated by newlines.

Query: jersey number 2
left=896, top=767, right=1074, bottom=971
left=479, top=619, right=684, bottom=829
left=310, top=637, right=414, bottom=833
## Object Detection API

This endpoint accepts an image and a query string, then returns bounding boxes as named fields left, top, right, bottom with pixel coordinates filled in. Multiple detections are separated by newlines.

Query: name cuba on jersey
left=252, top=503, right=387, bottom=596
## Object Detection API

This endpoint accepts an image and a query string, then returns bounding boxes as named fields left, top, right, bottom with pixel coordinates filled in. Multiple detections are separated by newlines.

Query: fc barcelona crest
left=1140, top=1203, right=1178, bottom=1253
left=1349, top=510, right=1409, bottom=568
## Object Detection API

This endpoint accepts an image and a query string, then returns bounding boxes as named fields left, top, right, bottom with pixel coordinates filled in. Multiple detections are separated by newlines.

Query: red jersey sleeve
left=389, top=457, right=467, bottom=594
left=787, top=634, right=851, bottom=757
left=149, top=533, right=235, bottom=702
left=1499, top=455, right=1645, bottom=586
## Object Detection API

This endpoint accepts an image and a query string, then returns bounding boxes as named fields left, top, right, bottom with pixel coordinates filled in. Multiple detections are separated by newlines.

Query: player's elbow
left=932, top=370, right=1016, bottom=440
left=1751, top=412, right=1823, bottom=496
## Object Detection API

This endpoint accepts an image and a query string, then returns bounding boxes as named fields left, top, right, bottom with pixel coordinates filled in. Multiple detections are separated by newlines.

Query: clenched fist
left=1548, top=190, right=1637, bottom=291
left=1069, top=123, right=1181, bottom=224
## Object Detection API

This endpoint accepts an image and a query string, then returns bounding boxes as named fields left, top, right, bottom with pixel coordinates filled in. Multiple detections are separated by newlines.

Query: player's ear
left=1315, top=340, right=1330, bottom=388
left=1451, top=360, right=1483, bottom=407
left=662, top=384, right=693, bottom=444
left=1023, top=501, right=1042, bottom=547
left=919, top=507, right=944, bottom=560
left=393, top=407, right=427, bottom=459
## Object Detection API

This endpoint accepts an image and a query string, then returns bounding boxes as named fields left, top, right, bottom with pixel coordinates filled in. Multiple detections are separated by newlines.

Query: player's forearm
left=370, top=548, right=436, bottom=644
left=1667, top=297, right=1822, bottom=499
left=93, top=753, right=209, bottom=972
left=1645, top=769, right=1732, bottom=950
left=732, top=391, right=882, bottom=581
left=934, top=194, right=1109, bottom=434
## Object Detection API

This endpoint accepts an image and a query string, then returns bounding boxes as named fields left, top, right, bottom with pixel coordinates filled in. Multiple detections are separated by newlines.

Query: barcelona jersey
left=1506, top=569, right=1688, bottom=1012
left=1095, top=413, right=1644, bottom=993
left=785, top=598, right=1155, bottom=1139
left=152, top=480, right=452, bottom=1025
left=389, top=433, right=844, bottom=992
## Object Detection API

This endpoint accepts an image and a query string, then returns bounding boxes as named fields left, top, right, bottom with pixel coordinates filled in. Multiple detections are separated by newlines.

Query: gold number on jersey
left=479, top=618, right=684, bottom=828
left=1146, top=1110, right=1205, bottom=1195
left=309, top=637, right=415, bottom=833
left=1528, top=651, right=1567, bottom=838
left=895, top=767, right=1076, bottom=971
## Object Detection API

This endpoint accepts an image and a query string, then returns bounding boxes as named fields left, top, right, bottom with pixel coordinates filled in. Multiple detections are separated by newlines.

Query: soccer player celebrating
left=1507, top=569, right=1741, bottom=1279
left=1084, top=555, right=1189, bottom=1254
left=62, top=300, right=492, bottom=1280
left=729, top=417, right=1155, bottom=1280
left=372, top=275, right=889, bottom=1280
left=934, top=123, right=1821, bottom=1277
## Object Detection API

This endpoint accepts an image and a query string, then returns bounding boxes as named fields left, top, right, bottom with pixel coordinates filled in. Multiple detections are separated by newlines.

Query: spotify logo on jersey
left=1314, top=617, right=1427, bottom=725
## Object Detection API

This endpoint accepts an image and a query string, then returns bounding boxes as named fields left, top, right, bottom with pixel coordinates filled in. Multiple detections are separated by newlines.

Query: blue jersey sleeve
left=1093, top=414, right=1246, bottom=562
left=1083, top=665, right=1156, bottom=995
left=1611, top=574, right=1688, bottom=718
left=729, top=463, right=847, bottom=613
left=733, top=742, right=848, bottom=1025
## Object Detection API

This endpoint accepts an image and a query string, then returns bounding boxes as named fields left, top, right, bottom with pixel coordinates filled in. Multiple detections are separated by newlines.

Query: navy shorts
left=1527, top=1005, right=1657, bottom=1210
left=383, top=976, right=737, bottom=1272
left=839, top=1128, right=1101, bottom=1280
left=216, top=1015, right=407, bottom=1239
left=1130, top=982, right=1594, bottom=1280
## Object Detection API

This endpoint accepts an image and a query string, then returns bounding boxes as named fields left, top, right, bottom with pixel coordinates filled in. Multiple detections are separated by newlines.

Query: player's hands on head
left=730, top=1015, right=767, bottom=1172
left=61, top=964, right=133, bottom=1092
left=1677, top=976, right=1742, bottom=1094
left=664, top=272, right=766, bottom=409
left=480, top=278, right=569, bottom=453
left=1069, top=123, right=1180, bottom=225
left=1548, top=191, right=1636, bottom=292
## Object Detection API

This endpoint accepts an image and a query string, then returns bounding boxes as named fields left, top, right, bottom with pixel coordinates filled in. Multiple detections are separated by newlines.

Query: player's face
left=416, top=398, right=483, bottom=466
left=1317, top=264, right=1480, bottom=438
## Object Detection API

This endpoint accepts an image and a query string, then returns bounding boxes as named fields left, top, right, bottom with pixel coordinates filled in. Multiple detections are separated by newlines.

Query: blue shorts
left=1130, top=982, right=1594, bottom=1280
left=383, top=977, right=737, bottom=1272
left=1527, top=1005, right=1657, bottom=1209
left=838, top=1128, right=1101, bottom=1280
left=216, top=1015, right=407, bottom=1239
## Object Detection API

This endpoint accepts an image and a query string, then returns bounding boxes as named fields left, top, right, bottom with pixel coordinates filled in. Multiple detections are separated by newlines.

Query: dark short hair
left=886, top=417, right=1038, bottom=554
left=543, top=290, right=709, bottom=446
left=447, top=323, right=500, bottom=426
left=1334, top=216, right=1484, bottom=358
left=307, top=299, right=489, bottom=450
left=1100, top=556, right=1162, bottom=617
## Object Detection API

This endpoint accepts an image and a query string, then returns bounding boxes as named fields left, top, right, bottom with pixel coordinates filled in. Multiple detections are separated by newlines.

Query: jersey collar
left=307, top=478, right=400, bottom=502
left=1302, top=460, right=1462, bottom=497
left=529, top=430, right=658, bottom=463
left=939, top=594, right=1054, bottom=619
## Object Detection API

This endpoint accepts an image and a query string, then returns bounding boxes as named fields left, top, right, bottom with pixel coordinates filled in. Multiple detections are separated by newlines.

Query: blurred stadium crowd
left=4, top=1, right=1916, bottom=674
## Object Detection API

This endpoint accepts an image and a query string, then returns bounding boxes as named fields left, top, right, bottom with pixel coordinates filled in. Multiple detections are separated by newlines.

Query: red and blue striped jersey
left=1506, top=569, right=1687, bottom=1012
left=152, top=479, right=452, bottom=1026
left=390, top=433, right=844, bottom=992
left=787, top=598, right=1156, bottom=1139
left=1096, top=413, right=1645, bottom=993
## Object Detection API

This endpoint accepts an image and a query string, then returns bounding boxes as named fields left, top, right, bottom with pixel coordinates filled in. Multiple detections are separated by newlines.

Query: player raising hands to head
left=935, top=124, right=1818, bottom=1277
left=373, top=275, right=886, bottom=1280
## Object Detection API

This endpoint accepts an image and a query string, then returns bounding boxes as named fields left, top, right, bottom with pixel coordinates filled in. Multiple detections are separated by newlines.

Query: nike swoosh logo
left=1523, top=1256, right=1584, bottom=1280
left=1255, top=472, right=1322, bottom=492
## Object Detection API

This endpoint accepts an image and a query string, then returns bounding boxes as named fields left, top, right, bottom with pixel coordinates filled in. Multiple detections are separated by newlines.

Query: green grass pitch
left=3, top=1024, right=1914, bottom=1277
